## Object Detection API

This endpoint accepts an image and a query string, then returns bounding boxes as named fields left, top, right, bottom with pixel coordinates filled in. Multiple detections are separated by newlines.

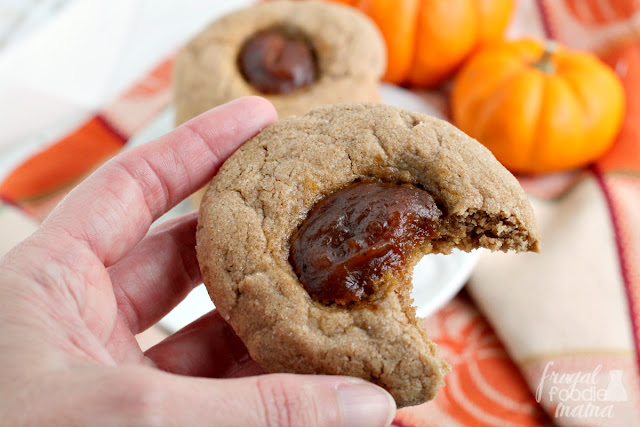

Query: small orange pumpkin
left=451, top=39, right=625, bottom=174
left=326, top=0, right=515, bottom=87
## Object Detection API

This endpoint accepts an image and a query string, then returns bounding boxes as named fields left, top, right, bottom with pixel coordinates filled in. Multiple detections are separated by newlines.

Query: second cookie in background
left=173, top=0, right=386, bottom=121
left=174, top=0, right=386, bottom=206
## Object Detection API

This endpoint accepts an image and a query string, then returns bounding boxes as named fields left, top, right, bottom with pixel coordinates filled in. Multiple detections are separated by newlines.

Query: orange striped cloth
left=0, top=57, right=174, bottom=221
left=1, top=1, right=639, bottom=425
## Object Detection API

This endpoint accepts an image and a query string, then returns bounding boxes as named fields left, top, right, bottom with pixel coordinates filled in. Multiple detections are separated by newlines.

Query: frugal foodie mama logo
left=535, top=361, right=627, bottom=419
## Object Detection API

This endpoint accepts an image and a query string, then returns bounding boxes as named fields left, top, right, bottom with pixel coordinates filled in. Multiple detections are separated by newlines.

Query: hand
left=0, top=97, right=396, bottom=426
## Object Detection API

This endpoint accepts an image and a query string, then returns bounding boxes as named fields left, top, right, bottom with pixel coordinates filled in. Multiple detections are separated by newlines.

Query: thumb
left=131, top=370, right=397, bottom=426
left=211, top=374, right=396, bottom=427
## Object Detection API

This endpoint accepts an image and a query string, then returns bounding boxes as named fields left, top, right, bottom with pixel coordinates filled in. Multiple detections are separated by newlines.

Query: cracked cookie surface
left=196, top=103, right=539, bottom=407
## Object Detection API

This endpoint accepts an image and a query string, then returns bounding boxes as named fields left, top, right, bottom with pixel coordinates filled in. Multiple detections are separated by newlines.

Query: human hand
left=0, top=97, right=396, bottom=426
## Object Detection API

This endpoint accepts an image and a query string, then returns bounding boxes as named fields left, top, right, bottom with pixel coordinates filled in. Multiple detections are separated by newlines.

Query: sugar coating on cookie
left=196, top=103, right=540, bottom=408
left=173, top=0, right=386, bottom=124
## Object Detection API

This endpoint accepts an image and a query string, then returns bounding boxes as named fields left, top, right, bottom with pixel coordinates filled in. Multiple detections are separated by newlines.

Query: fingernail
left=337, top=382, right=396, bottom=427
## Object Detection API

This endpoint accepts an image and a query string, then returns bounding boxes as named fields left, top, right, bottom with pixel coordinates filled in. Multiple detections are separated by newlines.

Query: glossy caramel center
left=290, top=181, right=441, bottom=305
left=238, top=27, right=317, bottom=94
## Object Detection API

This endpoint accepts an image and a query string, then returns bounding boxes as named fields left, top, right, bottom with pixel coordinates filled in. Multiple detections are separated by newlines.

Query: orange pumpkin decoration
left=452, top=39, right=625, bottom=174
left=564, top=0, right=640, bottom=26
left=326, top=0, right=515, bottom=87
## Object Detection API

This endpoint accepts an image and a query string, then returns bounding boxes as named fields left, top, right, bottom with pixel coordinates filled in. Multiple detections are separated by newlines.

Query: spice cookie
left=175, top=0, right=385, bottom=207
left=196, top=103, right=540, bottom=408
left=173, top=0, right=386, bottom=124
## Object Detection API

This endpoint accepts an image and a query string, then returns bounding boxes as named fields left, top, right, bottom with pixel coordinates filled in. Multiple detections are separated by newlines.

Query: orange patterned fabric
left=564, top=0, right=640, bottom=26
left=0, top=56, right=174, bottom=220
left=0, top=116, right=125, bottom=204
left=394, top=297, right=548, bottom=426
left=1, top=1, right=640, bottom=426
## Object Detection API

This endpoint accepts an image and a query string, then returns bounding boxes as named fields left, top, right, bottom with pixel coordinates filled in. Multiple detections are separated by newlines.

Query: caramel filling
left=238, top=27, right=317, bottom=94
left=290, top=181, right=442, bottom=305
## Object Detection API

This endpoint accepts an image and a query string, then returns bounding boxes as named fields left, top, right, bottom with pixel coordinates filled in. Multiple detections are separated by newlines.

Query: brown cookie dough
left=173, top=0, right=386, bottom=124
left=196, top=103, right=540, bottom=408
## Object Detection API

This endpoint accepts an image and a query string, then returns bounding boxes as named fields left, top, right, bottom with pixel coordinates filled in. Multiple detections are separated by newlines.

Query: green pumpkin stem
left=533, top=41, right=558, bottom=74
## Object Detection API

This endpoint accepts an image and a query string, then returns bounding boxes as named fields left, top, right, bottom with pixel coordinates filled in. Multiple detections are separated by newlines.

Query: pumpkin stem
left=533, top=41, right=558, bottom=74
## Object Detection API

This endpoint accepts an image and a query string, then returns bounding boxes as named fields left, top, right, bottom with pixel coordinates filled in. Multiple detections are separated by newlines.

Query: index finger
left=42, top=96, right=277, bottom=265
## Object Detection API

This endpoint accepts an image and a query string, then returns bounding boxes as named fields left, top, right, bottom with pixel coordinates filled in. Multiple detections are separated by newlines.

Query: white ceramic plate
left=127, top=84, right=478, bottom=333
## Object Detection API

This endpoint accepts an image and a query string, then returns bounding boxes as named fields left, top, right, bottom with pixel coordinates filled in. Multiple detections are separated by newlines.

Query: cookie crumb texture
left=196, top=103, right=540, bottom=408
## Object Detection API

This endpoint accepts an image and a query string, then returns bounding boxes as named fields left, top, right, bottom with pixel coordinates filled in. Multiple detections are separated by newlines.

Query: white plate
left=127, top=84, right=477, bottom=333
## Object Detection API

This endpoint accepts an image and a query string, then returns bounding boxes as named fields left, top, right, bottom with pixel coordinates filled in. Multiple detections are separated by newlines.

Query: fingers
left=145, top=310, right=263, bottom=379
left=143, top=314, right=396, bottom=426
left=108, top=211, right=201, bottom=334
left=42, top=97, right=278, bottom=266
left=104, top=367, right=396, bottom=427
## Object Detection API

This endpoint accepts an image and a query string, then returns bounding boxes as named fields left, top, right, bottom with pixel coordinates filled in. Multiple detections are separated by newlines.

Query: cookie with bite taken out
left=196, top=103, right=540, bottom=408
